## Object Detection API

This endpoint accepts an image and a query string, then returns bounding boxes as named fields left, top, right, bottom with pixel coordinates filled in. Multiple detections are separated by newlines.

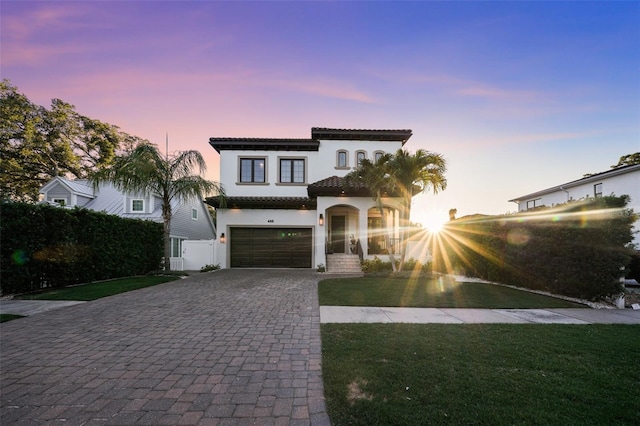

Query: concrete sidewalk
left=0, top=300, right=85, bottom=316
left=320, top=306, right=640, bottom=324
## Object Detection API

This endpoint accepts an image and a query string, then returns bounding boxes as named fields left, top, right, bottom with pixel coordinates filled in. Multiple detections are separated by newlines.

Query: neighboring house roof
left=40, top=176, right=95, bottom=199
left=206, top=196, right=315, bottom=210
left=509, top=164, right=640, bottom=202
left=311, top=127, right=413, bottom=143
left=307, top=176, right=370, bottom=197
left=209, top=138, right=319, bottom=153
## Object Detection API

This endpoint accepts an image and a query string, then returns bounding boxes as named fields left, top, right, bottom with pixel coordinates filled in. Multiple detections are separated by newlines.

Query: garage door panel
left=230, top=227, right=312, bottom=268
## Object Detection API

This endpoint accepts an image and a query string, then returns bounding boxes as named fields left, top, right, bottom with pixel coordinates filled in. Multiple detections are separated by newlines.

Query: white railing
left=170, top=257, right=184, bottom=271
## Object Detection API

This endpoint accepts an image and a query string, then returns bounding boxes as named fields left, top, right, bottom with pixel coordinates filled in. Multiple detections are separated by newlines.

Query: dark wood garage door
left=230, top=228, right=312, bottom=268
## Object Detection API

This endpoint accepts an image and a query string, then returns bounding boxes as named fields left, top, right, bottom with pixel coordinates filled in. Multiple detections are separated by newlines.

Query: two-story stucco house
left=39, top=176, right=217, bottom=269
left=509, top=163, right=640, bottom=246
left=206, top=127, right=412, bottom=271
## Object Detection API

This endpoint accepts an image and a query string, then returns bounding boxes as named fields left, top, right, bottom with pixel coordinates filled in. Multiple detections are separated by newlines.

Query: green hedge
left=434, top=196, right=637, bottom=301
left=1, top=202, right=163, bottom=295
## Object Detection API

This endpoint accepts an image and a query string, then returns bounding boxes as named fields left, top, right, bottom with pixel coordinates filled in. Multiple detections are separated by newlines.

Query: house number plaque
left=267, top=219, right=274, bottom=223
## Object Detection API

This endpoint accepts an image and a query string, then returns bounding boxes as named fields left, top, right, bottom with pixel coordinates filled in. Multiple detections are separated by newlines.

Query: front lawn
left=322, top=323, right=640, bottom=425
left=319, top=276, right=585, bottom=308
left=17, top=275, right=180, bottom=301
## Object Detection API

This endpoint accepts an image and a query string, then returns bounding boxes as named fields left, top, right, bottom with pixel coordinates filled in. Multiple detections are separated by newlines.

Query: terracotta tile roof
left=307, top=176, right=370, bottom=197
left=209, top=138, right=319, bottom=153
left=206, top=196, right=316, bottom=210
left=311, top=127, right=412, bottom=143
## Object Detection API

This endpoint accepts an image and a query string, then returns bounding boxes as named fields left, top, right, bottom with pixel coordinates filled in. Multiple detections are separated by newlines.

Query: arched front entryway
left=325, top=205, right=359, bottom=255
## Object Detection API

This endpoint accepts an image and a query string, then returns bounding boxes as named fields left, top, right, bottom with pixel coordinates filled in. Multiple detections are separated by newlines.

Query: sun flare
left=415, top=210, right=448, bottom=234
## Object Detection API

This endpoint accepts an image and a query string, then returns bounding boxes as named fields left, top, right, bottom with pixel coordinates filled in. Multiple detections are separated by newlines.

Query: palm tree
left=344, top=153, right=399, bottom=272
left=386, top=149, right=447, bottom=271
left=91, top=143, right=224, bottom=271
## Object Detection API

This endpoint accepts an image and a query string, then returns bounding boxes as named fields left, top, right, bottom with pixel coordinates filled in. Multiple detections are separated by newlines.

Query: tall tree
left=344, top=153, right=399, bottom=272
left=91, top=143, right=225, bottom=271
left=611, top=152, right=640, bottom=169
left=385, top=149, right=447, bottom=271
left=0, top=80, right=143, bottom=201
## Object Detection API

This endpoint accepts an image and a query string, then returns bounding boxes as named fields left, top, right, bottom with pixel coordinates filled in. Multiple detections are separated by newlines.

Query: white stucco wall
left=219, top=150, right=318, bottom=198
left=218, top=139, right=404, bottom=198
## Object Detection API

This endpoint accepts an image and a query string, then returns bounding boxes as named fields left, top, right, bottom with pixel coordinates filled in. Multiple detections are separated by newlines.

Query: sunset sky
left=2, top=1, right=638, bottom=224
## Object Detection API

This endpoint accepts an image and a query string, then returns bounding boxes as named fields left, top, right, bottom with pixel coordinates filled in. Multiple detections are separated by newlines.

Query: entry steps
left=326, top=254, right=362, bottom=273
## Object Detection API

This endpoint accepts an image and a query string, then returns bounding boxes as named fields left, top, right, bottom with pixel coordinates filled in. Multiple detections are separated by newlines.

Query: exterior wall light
left=319, top=214, right=324, bottom=226
left=220, top=233, right=226, bottom=243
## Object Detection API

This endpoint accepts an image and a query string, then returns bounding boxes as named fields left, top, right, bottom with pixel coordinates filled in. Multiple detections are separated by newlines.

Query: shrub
left=627, top=251, right=640, bottom=282
left=361, top=256, right=393, bottom=273
left=200, top=264, right=220, bottom=272
left=1, top=202, right=163, bottom=295
left=435, top=196, right=636, bottom=301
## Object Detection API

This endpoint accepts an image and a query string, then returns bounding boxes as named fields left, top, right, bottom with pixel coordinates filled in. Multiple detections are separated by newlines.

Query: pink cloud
left=265, top=77, right=375, bottom=103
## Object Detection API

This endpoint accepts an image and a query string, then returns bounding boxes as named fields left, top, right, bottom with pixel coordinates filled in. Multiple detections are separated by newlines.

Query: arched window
left=374, top=151, right=384, bottom=163
left=336, top=150, right=348, bottom=168
left=356, top=150, right=366, bottom=167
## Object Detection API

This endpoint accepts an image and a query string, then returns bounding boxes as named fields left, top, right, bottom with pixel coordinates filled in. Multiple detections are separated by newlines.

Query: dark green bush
left=1, top=202, right=163, bottom=295
left=435, top=196, right=636, bottom=301
left=627, top=251, right=640, bottom=282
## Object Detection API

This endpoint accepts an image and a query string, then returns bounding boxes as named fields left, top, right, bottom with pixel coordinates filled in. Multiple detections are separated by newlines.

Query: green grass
left=0, top=314, right=25, bottom=323
left=319, top=276, right=585, bottom=308
left=322, top=323, right=640, bottom=425
left=17, top=275, right=180, bottom=301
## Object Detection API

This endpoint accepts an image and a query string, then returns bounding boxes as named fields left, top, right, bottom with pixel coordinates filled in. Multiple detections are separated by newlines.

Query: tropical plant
left=385, top=149, right=447, bottom=270
left=91, top=143, right=225, bottom=271
left=345, top=149, right=446, bottom=271
left=344, top=153, right=399, bottom=271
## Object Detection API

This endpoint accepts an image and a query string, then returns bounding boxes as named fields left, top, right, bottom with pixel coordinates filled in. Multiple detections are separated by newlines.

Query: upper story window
left=53, top=198, right=67, bottom=206
left=594, top=183, right=603, bottom=198
left=374, top=151, right=384, bottom=163
left=191, top=208, right=198, bottom=220
left=279, top=158, right=305, bottom=183
left=526, top=199, right=542, bottom=210
left=336, top=150, right=348, bottom=168
left=131, top=199, right=145, bottom=212
left=239, top=158, right=265, bottom=183
left=356, top=150, right=367, bottom=167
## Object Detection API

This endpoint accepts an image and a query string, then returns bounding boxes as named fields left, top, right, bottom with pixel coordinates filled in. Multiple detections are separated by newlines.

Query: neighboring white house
left=39, top=176, right=217, bottom=270
left=206, top=127, right=413, bottom=271
left=509, top=163, right=640, bottom=247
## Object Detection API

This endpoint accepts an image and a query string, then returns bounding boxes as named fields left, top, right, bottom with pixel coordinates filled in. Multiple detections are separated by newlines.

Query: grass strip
left=17, top=275, right=180, bottom=301
left=0, top=314, right=25, bottom=323
left=319, top=276, right=585, bottom=308
left=321, top=323, right=640, bottom=425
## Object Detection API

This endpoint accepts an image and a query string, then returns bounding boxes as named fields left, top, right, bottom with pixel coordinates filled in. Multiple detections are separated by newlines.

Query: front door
left=330, top=215, right=346, bottom=253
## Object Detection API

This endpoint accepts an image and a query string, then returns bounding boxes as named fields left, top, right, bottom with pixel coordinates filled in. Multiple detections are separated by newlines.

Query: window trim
left=594, top=183, right=603, bottom=198
left=191, top=208, right=198, bottom=220
left=277, top=156, right=307, bottom=185
left=131, top=199, right=145, bottom=213
left=526, top=199, right=542, bottom=210
left=374, top=150, right=384, bottom=163
left=335, top=150, right=349, bottom=169
left=170, top=237, right=185, bottom=258
left=238, top=156, right=267, bottom=184
left=355, top=150, right=367, bottom=168
left=52, top=198, right=67, bottom=206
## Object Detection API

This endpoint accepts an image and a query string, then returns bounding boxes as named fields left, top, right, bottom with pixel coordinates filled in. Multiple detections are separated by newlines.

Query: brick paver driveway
left=1, top=269, right=331, bottom=425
